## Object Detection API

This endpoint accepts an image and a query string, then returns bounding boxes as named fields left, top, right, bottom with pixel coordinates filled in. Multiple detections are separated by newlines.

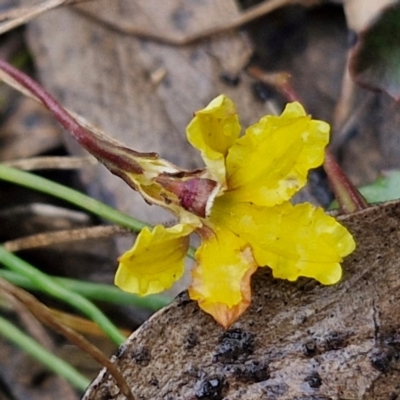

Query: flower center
left=156, top=175, right=218, bottom=218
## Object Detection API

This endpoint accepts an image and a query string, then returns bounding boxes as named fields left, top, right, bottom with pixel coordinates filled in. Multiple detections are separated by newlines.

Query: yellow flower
left=115, top=95, right=355, bottom=328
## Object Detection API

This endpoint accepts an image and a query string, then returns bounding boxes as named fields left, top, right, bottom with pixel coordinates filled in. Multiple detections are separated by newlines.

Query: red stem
left=0, top=59, right=154, bottom=174
left=324, top=150, right=368, bottom=213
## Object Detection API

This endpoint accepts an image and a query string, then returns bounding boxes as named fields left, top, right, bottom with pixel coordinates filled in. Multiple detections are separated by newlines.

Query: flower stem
left=324, top=150, right=368, bottom=213
left=0, top=269, right=170, bottom=311
left=0, top=314, right=90, bottom=391
left=0, top=246, right=126, bottom=345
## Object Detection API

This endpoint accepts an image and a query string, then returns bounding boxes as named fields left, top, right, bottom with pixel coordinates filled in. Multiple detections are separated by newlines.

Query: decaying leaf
left=341, top=0, right=397, bottom=33
left=349, top=1, right=400, bottom=101
left=83, top=199, right=400, bottom=399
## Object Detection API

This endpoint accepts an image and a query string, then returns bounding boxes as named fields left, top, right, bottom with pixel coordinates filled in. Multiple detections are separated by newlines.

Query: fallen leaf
left=349, top=1, right=400, bottom=101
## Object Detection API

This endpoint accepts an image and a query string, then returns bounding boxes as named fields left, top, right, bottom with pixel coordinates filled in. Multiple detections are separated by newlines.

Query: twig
left=0, top=315, right=89, bottom=392
left=49, top=308, right=131, bottom=337
left=0, top=278, right=136, bottom=400
left=324, top=150, right=369, bottom=213
left=0, top=245, right=127, bottom=345
left=3, top=156, right=97, bottom=171
left=3, top=225, right=133, bottom=252
left=0, top=269, right=170, bottom=311
left=1, top=289, right=54, bottom=349
left=0, top=0, right=67, bottom=35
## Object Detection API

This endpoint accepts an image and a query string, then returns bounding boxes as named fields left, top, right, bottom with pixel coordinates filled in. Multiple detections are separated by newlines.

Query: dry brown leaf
left=341, top=0, right=397, bottom=32
left=0, top=0, right=67, bottom=34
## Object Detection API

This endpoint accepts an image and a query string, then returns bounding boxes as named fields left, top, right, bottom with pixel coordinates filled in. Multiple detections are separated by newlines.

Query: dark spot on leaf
left=224, top=360, right=270, bottom=382
left=214, top=328, right=255, bottom=363
left=303, top=340, right=318, bottom=357
left=114, top=344, right=126, bottom=359
left=323, top=331, right=349, bottom=351
left=24, top=113, right=42, bottom=129
left=382, top=331, right=400, bottom=350
left=176, top=291, right=193, bottom=307
left=194, top=376, right=227, bottom=400
left=262, top=382, right=288, bottom=397
left=170, top=7, right=192, bottom=31
left=219, top=72, right=241, bottom=87
left=305, top=372, right=322, bottom=388
left=132, top=346, right=151, bottom=366
left=348, top=29, right=358, bottom=48
left=100, top=386, right=111, bottom=400
left=252, top=81, right=275, bottom=102
left=30, top=370, right=51, bottom=387
left=184, top=331, right=199, bottom=350
left=149, top=375, right=159, bottom=387
left=370, top=347, right=397, bottom=373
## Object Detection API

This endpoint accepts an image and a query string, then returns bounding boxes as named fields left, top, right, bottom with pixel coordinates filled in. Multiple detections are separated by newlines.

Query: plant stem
left=324, top=150, right=369, bottom=213
left=0, top=163, right=147, bottom=232
left=0, top=314, right=90, bottom=391
left=0, top=246, right=126, bottom=345
left=0, top=164, right=197, bottom=258
left=0, top=269, right=170, bottom=311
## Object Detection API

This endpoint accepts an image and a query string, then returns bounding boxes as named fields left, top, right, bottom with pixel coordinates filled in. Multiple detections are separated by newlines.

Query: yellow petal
left=226, top=102, right=330, bottom=206
left=188, top=225, right=258, bottom=328
left=211, top=196, right=355, bottom=285
left=115, top=223, right=195, bottom=296
left=186, top=95, right=241, bottom=185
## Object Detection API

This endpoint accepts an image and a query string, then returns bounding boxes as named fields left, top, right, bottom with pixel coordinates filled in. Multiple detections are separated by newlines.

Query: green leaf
left=331, top=170, right=400, bottom=209
left=358, top=170, right=400, bottom=203
left=350, top=1, right=400, bottom=101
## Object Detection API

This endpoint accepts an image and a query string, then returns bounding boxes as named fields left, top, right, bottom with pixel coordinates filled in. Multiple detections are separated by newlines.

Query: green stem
left=0, top=164, right=146, bottom=232
left=0, top=246, right=126, bottom=345
left=0, top=314, right=90, bottom=391
left=0, top=164, right=197, bottom=258
left=0, top=269, right=170, bottom=311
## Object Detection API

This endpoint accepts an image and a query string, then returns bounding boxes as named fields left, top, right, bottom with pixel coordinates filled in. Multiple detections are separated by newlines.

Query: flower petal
left=115, top=223, right=195, bottom=296
left=226, top=102, right=330, bottom=206
left=188, top=225, right=258, bottom=328
left=186, top=95, right=241, bottom=185
left=211, top=197, right=355, bottom=285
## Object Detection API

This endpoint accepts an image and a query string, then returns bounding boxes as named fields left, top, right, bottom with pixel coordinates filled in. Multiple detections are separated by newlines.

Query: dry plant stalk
left=0, top=278, right=135, bottom=400
left=3, top=225, right=132, bottom=252
left=3, top=156, right=97, bottom=171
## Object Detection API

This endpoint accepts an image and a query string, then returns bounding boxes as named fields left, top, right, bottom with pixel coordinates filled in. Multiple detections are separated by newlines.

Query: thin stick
left=0, top=314, right=89, bottom=392
left=0, top=0, right=67, bottom=35
left=3, top=225, right=132, bottom=252
left=324, top=150, right=369, bottom=213
left=0, top=278, right=135, bottom=400
left=0, top=245, right=127, bottom=345
left=0, top=269, right=170, bottom=311
left=4, top=156, right=97, bottom=171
